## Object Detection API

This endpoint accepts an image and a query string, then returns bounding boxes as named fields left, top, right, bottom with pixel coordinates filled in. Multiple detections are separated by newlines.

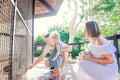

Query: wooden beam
left=34, top=0, right=63, bottom=18
left=35, top=11, right=56, bottom=18
left=34, top=0, right=56, bottom=18
left=39, top=0, right=56, bottom=13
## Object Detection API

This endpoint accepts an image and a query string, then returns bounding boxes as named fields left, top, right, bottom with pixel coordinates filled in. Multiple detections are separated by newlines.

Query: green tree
left=68, top=0, right=91, bottom=43
left=48, top=24, right=69, bottom=43
left=34, top=35, right=45, bottom=44
left=92, top=0, right=120, bottom=36
left=74, top=29, right=86, bottom=43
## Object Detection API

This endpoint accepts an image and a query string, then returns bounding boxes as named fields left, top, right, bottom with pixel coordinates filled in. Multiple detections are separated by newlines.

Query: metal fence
left=12, top=13, right=28, bottom=80
left=0, top=0, right=33, bottom=80
left=0, top=0, right=14, bottom=80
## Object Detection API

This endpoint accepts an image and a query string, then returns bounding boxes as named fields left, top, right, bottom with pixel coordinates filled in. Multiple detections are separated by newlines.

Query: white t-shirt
left=43, top=41, right=68, bottom=55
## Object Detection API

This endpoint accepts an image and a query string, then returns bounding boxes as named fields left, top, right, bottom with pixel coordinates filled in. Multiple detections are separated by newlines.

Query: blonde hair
left=50, top=31, right=60, bottom=42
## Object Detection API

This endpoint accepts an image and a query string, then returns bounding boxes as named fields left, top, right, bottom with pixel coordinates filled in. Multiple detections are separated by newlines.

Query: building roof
left=34, top=0, right=63, bottom=18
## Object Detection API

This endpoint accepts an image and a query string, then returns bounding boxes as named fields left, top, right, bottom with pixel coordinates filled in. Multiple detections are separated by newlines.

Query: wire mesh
left=0, top=0, right=33, bottom=80
left=0, top=0, right=14, bottom=80
left=12, top=12, right=28, bottom=80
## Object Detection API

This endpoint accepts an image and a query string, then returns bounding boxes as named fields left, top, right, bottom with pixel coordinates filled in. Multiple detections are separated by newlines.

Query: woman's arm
left=82, top=54, right=114, bottom=64
left=52, top=44, right=60, bottom=61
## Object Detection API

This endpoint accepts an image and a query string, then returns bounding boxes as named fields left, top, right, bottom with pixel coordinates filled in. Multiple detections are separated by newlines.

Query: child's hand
left=52, top=57, right=56, bottom=61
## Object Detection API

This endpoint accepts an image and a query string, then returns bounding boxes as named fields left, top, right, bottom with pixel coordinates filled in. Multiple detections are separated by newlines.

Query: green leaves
left=91, top=0, right=120, bottom=36
left=80, top=15, right=84, bottom=19
left=93, top=0, right=116, bottom=12
left=48, top=25, right=69, bottom=43
left=34, top=35, right=45, bottom=44
left=47, top=24, right=86, bottom=43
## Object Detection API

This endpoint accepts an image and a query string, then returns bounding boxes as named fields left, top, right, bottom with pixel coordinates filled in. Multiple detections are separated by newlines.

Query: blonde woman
left=76, top=21, right=118, bottom=80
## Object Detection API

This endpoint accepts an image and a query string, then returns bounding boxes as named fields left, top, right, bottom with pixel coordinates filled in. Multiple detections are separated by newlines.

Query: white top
left=88, top=36, right=118, bottom=69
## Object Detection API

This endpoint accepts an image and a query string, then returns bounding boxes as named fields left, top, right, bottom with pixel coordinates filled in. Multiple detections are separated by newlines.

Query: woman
left=76, top=21, right=118, bottom=80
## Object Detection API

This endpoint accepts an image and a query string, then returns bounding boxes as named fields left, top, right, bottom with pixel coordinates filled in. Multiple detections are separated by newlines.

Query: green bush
left=34, top=50, right=51, bottom=57
left=71, top=53, right=78, bottom=59
left=46, top=53, right=51, bottom=57
left=71, top=45, right=85, bottom=59
left=34, top=50, right=43, bottom=57
left=34, top=53, right=41, bottom=57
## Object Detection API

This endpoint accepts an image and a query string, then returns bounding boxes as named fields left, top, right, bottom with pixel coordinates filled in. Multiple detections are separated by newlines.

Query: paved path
left=22, top=58, right=120, bottom=80
left=22, top=58, right=78, bottom=80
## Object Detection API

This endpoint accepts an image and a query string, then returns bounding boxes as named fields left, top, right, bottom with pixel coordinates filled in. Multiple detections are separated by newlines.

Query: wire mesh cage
left=0, top=0, right=14, bottom=80
left=0, top=0, right=33, bottom=80
left=12, top=12, right=28, bottom=80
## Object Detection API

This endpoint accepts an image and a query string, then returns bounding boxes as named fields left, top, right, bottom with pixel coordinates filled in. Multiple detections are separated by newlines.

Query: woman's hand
left=82, top=54, right=92, bottom=60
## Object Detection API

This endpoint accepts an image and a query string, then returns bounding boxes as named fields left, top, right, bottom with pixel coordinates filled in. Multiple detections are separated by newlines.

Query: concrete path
left=22, top=58, right=78, bottom=80
left=22, top=58, right=120, bottom=80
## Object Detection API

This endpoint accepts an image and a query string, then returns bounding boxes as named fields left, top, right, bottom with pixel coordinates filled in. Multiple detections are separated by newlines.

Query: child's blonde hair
left=50, top=31, right=60, bottom=42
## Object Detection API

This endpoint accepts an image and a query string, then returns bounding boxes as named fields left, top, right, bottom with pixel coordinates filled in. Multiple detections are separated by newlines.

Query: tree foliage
left=92, top=0, right=120, bottom=36
left=48, top=24, right=69, bottom=43
left=34, top=35, right=45, bottom=44
left=93, top=0, right=116, bottom=11
left=47, top=24, right=86, bottom=43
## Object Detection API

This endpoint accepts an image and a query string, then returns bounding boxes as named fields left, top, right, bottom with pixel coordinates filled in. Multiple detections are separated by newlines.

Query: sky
left=34, top=0, right=74, bottom=36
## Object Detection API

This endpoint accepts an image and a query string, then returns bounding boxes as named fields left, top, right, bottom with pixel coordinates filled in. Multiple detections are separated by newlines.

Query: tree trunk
left=68, top=0, right=78, bottom=43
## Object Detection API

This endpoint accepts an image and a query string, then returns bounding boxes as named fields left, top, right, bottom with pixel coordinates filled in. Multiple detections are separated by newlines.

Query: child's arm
left=52, top=43, right=60, bottom=61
